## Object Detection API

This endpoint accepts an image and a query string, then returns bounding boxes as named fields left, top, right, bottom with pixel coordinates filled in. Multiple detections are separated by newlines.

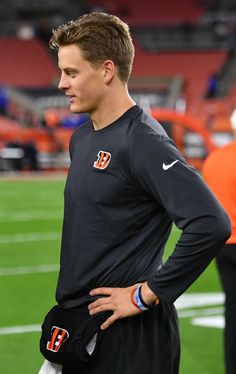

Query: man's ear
left=103, top=60, right=115, bottom=84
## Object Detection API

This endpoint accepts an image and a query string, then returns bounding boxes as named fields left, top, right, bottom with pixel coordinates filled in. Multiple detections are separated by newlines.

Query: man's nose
left=58, top=74, right=69, bottom=90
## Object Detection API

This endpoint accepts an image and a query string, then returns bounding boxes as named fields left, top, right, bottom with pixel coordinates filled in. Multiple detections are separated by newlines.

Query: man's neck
left=91, top=86, right=135, bottom=131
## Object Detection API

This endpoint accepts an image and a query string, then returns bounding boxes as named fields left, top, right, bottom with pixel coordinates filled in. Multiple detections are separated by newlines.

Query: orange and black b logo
left=93, top=151, right=111, bottom=170
left=46, top=326, right=69, bottom=352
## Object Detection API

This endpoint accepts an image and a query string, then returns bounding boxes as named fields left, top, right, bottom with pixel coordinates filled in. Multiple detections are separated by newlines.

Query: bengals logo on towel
left=47, top=326, right=69, bottom=352
left=93, top=151, right=111, bottom=170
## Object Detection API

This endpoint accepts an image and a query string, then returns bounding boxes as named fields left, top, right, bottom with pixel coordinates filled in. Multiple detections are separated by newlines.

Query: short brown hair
left=49, top=12, right=135, bottom=82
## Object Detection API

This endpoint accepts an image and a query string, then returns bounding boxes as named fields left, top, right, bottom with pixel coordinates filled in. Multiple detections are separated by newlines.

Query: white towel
left=85, top=333, right=97, bottom=355
left=39, top=360, right=62, bottom=374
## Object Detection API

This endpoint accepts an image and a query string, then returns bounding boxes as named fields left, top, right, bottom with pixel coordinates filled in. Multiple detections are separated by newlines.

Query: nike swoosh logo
left=162, top=160, right=179, bottom=170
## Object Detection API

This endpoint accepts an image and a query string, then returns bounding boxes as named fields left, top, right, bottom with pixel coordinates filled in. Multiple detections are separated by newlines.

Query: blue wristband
left=134, top=285, right=152, bottom=311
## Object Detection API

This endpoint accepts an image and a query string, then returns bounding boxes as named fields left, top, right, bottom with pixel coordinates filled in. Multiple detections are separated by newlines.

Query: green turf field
left=0, top=178, right=224, bottom=373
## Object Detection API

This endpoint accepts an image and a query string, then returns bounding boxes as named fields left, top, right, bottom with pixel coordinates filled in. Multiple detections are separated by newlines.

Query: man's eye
left=67, top=71, right=77, bottom=77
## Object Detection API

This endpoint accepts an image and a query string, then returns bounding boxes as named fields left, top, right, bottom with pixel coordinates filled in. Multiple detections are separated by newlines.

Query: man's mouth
left=67, top=95, right=76, bottom=103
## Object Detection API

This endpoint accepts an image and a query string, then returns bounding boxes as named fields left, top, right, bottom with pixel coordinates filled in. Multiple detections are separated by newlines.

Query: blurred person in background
left=202, top=112, right=236, bottom=374
left=39, top=12, right=231, bottom=374
left=22, top=140, right=39, bottom=171
left=205, top=71, right=219, bottom=98
left=0, top=85, right=9, bottom=115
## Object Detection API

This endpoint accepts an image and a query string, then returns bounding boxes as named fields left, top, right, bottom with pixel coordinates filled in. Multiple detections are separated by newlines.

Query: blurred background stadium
left=0, top=0, right=235, bottom=373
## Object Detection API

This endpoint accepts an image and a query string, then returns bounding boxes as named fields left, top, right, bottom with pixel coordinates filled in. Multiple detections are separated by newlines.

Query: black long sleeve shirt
left=56, top=105, right=231, bottom=308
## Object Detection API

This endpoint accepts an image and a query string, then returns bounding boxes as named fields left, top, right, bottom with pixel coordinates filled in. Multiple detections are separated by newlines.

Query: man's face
left=58, top=44, right=105, bottom=114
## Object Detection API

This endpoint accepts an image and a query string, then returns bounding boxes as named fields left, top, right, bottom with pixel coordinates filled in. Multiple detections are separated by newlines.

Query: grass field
left=0, top=177, right=224, bottom=374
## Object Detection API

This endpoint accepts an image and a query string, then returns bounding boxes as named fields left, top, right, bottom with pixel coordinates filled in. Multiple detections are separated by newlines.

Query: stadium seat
left=0, top=38, right=58, bottom=87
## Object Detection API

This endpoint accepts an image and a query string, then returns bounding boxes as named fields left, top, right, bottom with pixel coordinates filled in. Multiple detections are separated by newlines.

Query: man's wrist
left=141, top=282, right=159, bottom=306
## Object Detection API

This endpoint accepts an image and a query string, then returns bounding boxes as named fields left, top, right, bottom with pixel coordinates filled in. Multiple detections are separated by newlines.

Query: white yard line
left=178, top=307, right=224, bottom=318
left=0, top=232, right=60, bottom=244
left=0, top=325, right=41, bottom=335
left=0, top=292, right=225, bottom=336
left=175, top=292, right=224, bottom=309
left=192, top=316, right=225, bottom=329
left=0, top=203, right=62, bottom=209
left=0, top=264, right=59, bottom=276
left=0, top=212, right=62, bottom=222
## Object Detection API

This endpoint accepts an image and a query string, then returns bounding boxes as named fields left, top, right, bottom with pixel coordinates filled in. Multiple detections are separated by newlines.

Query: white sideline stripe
left=0, top=264, right=59, bottom=276
left=0, top=325, right=41, bottom=335
left=0, top=232, right=60, bottom=244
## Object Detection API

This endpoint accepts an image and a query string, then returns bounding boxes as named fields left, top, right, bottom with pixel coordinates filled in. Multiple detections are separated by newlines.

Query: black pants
left=62, top=301, right=180, bottom=374
left=216, top=243, right=236, bottom=374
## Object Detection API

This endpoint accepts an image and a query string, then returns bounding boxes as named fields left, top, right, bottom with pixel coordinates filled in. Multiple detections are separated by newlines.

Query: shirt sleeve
left=128, top=131, right=231, bottom=303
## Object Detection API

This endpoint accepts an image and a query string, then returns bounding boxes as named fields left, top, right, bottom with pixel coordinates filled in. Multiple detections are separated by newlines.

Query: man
left=41, top=12, right=231, bottom=373
left=202, top=118, right=236, bottom=374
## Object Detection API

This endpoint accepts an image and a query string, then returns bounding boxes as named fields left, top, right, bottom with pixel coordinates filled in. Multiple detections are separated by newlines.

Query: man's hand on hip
left=88, top=282, right=159, bottom=330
